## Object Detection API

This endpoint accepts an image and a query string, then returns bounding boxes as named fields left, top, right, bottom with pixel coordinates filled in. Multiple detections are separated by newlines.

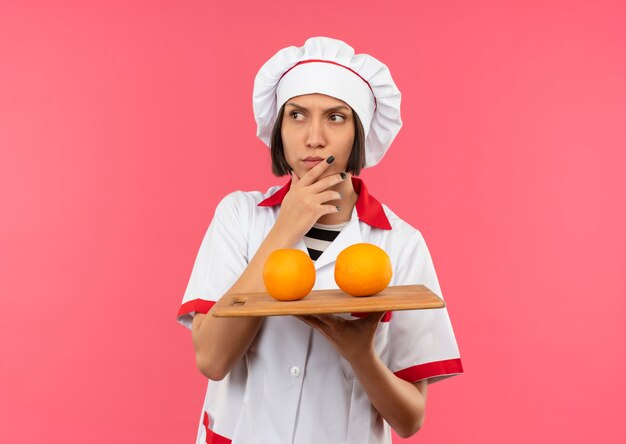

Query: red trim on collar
left=203, top=411, right=231, bottom=443
left=258, top=177, right=391, bottom=230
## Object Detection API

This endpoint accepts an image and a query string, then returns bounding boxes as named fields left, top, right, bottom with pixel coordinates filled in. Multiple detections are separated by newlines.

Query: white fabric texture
left=277, top=61, right=376, bottom=136
left=178, top=186, right=462, bottom=444
left=253, top=36, right=402, bottom=168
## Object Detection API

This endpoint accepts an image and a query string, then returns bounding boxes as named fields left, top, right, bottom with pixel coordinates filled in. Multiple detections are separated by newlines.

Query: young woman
left=178, top=37, right=463, bottom=444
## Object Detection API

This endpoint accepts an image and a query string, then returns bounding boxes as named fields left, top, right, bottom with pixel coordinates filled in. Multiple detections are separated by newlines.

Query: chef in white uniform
left=178, top=36, right=463, bottom=444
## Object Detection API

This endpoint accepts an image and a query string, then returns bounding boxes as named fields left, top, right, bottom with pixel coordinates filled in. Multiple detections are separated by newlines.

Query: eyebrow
left=285, top=101, right=351, bottom=113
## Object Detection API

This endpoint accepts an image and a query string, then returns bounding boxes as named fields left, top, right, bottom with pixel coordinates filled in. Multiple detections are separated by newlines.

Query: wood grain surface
left=211, top=284, right=445, bottom=317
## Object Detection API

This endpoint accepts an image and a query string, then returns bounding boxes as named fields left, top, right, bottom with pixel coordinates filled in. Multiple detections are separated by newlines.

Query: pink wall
left=1, top=0, right=625, bottom=442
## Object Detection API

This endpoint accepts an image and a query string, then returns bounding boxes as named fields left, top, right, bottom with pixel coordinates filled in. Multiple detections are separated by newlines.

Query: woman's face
left=281, top=93, right=355, bottom=179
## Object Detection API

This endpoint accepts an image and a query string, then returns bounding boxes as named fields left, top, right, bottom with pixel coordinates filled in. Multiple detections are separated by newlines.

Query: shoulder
left=216, top=185, right=280, bottom=208
left=214, top=185, right=283, bottom=219
left=379, top=203, right=426, bottom=248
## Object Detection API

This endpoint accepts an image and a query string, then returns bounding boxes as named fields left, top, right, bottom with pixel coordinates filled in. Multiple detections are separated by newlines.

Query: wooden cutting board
left=211, top=284, right=445, bottom=317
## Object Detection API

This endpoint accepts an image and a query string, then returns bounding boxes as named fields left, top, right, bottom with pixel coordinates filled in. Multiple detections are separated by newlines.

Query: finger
left=291, top=170, right=300, bottom=185
left=363, top=312, right=386, bottom=329
left=295, top=314, right=310, bottom=324
left=368, top=312, right=386, bottom=323
left=350, top=312, right=385, bottom=324
left=309, top=314, right=340, bottom=327
left=295, top=315, right=325, bottom=330
left=298, top=155, right=335, bottom=186
left=321, top=204, right=341, bottom=216
left=308, top=173, right=346, bottom=194
left=295, top=314, right=318, bottom=322
left=315, top=190, right=343, bottom=205
left=299, top=314, right=341, bottom=332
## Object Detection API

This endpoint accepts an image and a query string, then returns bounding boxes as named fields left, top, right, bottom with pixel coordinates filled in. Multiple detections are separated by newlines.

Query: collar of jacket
left=257, top=176, right=392, bottom=230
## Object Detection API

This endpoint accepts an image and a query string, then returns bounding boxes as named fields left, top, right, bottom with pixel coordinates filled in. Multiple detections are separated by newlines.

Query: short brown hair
left=269, top=104, right=366, bottom=177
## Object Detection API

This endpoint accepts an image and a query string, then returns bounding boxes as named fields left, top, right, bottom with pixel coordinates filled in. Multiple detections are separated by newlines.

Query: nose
left=305, top=118, right=326, bottom=148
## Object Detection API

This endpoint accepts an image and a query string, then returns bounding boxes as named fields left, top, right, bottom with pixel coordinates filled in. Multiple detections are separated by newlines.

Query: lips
left=302, top=157, right=325, bottom=169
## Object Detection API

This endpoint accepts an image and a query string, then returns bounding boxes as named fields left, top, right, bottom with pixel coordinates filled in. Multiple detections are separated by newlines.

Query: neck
left=316, top=174, right=358, bottom=225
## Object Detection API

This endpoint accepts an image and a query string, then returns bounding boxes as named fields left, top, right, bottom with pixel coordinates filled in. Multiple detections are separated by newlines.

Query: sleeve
left=388, top=230, right=464, bottom=383
left=176, top=192, right=249, bottom=329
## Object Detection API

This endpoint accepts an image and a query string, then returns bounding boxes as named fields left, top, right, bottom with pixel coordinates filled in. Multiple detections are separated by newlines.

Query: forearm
left=192, top=226, right=299, bottom=380
left=191, top=162, right=344, bottom=380
left=349, top=349, right=426, bottom=438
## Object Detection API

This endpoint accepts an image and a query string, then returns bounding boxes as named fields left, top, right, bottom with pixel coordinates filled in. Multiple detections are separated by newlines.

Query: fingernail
left=340, top=172, right=347, bottom=179
left=336, top=206, right=341, bottom=212
left=326, top=156, right=335, bottom=164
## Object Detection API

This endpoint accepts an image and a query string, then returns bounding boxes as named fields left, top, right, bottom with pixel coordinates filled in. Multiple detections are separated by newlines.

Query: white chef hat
left=253, top=36, right=402, bottom=168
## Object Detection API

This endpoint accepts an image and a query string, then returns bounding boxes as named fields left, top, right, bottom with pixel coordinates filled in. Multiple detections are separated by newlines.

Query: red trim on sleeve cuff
left=203, top=412, right=231, bottom=444
left=394, top=358, right=464, bottom=382
left=177, top=299, right=216, bottom=317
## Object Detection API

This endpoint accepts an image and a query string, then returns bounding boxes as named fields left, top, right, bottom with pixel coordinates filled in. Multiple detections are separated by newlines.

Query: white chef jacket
left=178, top=177, right=463, bottom=444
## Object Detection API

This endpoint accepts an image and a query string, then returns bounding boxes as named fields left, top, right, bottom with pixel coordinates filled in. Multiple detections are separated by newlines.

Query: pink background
left=1, top=0, right=625, bottom=442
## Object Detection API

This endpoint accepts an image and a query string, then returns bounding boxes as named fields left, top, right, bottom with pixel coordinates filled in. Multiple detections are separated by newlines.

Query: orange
left=334, top=243, right=392, bottom=297
left=263, top=249, right=316, bottom=301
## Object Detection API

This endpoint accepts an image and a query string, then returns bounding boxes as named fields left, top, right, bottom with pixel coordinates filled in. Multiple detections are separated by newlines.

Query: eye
left=329, top=114, right=346, bottom=123
left=289, top=111, right=304, bottom=120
